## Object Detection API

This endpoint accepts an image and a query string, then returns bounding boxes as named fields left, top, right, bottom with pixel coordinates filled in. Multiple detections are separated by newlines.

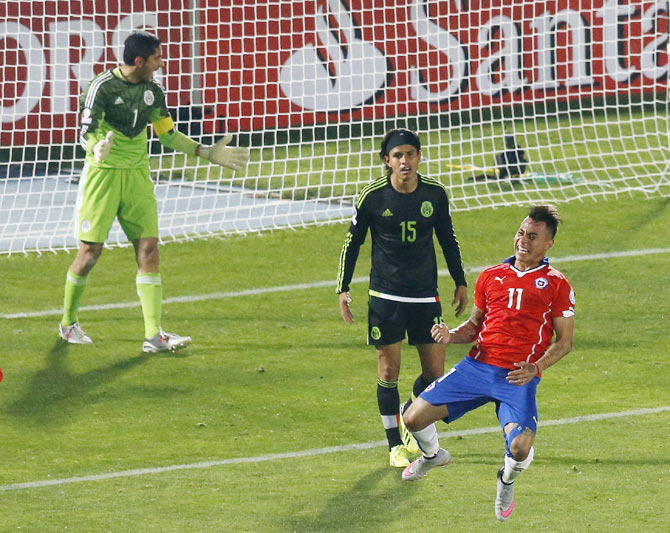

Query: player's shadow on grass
left=284, top=466, right=419, bottom=532
left=5, top=339, right=186, bottom=427
left=616, top=196, right=669, bottom=247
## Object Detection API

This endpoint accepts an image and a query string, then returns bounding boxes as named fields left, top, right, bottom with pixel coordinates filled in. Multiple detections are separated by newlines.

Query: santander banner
left=1, top=0, right=668, bottom=145
left=214, top=0, right=669, bottom=131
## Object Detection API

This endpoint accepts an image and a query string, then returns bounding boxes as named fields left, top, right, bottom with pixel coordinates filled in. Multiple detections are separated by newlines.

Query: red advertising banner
left=0, top=0, right=192, bottom=146
left=209, top=0, right=669, bottom=132
left=1, top=0, right=668, bottom=145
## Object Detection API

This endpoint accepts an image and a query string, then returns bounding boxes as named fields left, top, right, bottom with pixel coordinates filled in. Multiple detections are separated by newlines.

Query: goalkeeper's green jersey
left=79, top=67, right=170, bottom=169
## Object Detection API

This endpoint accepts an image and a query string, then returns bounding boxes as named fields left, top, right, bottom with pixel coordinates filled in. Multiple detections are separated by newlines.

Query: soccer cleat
left=389, top=444, right=411, bottom=468
left=401, top=448, right=451, bottom=481
left=399, top=402, right=420, bottom=455
left=495, top=467, right=516, bottom=521
left=59, top=322, right=93, bottom=344
left=142, top=330, right=192, bottom=353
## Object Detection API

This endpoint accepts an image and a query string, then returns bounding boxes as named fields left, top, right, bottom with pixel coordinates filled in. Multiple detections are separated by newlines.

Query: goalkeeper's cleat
left=142, top=330, right=191, bottom=353
left=495, top=467, right=516, bottom=521
left=389, top=445, right=411, bottom=468
left=399, top=402, right=420, bottom=455
left=59, top=322, right=93, bottom=344
left=401, top=448, right=451, bottom=481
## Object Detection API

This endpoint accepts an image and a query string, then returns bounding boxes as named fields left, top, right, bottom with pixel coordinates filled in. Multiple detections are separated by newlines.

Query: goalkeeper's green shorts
left=75, top=163, right=158, bottom=243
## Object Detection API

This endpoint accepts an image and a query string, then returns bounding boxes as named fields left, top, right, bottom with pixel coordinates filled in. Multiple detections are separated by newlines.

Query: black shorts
left=367, top=295, right=443, bottom=346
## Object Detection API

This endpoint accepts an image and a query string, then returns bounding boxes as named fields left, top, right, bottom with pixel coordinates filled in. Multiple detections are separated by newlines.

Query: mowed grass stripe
left=3, top=247, right=670, bottom=320
left=1, top=406, right=667, bottom=493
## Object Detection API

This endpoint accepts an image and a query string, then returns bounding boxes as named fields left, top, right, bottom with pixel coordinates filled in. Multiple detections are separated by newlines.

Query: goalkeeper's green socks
left=62, top=269, right=88, bottom=326
left=136, top=273, right=162, bottom=339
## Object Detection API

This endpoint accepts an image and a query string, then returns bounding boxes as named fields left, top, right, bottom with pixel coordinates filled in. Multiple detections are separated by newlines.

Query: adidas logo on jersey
left=382, top=208, right=393, bottom=217
left=114, top=97, right=124, bottom=105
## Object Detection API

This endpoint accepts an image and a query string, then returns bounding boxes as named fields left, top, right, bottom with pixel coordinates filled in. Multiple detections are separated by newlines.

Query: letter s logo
left=279, top=0, right=390, bottom=111
left=409, top=0, right=467, bottom=102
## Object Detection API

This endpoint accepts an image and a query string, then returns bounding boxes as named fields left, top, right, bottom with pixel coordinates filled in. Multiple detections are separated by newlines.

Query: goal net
left=2, top=0, right=669, bottom=254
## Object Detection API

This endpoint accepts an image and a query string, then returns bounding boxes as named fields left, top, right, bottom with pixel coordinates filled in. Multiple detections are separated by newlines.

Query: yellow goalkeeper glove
left=198, top=135, right=249, bottom=171
left=93, top=131, right=115, bottom=163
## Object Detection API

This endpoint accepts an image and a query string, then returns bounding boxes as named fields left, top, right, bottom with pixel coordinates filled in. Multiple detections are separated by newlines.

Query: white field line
left=1, top=406, right=668, bottom=493
left=3, top=247, right=670, bottom=320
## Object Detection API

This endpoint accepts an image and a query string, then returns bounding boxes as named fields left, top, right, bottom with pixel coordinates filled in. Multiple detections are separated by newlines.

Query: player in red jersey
left=400, top=205, right=575, bottom=522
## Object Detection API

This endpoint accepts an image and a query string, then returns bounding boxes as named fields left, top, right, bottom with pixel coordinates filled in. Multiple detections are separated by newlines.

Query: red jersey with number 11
left=468, top=257, right=575, bottom=370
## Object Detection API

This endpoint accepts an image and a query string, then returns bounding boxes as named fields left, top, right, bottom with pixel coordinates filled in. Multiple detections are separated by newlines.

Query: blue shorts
left=420, top=357, right=540, bottom=432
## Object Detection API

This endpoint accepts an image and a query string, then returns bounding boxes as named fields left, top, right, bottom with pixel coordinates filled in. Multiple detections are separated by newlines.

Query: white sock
left=412, top=423, right=439, bottom=456
left=503, top=446, right=534, bottom=483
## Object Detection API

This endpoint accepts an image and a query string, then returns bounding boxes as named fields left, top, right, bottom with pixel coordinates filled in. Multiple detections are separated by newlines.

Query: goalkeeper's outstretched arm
left=153, top=116, right=250, bottom=172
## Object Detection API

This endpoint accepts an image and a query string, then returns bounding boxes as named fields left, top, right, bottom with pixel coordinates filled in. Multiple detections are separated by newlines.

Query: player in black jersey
left=336, top=129, right=468, bottom=467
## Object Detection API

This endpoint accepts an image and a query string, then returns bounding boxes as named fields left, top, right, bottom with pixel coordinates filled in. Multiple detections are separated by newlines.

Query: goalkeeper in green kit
left=59, top=31, right=249, bottom=352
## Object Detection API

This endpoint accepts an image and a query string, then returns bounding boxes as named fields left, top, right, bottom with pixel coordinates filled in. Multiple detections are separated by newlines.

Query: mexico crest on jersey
left=420, top=201, right=433, bottom=217
left=143, top=90, right=155, bottom=105
left=534, top=277, right=548, bottom=289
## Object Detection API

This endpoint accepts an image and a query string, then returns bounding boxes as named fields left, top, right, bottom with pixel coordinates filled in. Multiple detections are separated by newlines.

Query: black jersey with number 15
left=337, top=175, right=466, bottom=298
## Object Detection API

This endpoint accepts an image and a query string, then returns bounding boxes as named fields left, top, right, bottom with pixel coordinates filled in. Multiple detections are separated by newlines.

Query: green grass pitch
left=1, top=196, right=669, bottom=531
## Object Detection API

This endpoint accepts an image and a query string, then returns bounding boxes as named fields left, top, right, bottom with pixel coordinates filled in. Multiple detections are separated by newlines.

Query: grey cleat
left=401, top=448, right=451, bottom=481
left=59, top=322, right=93, bottom=344
left=495, top=467, right=516, bottom=521
left=142, top=330, right=191, bottom=353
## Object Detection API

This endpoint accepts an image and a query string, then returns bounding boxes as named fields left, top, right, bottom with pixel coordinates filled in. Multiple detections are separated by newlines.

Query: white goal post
left=1, top=0, right=669, bottom=255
